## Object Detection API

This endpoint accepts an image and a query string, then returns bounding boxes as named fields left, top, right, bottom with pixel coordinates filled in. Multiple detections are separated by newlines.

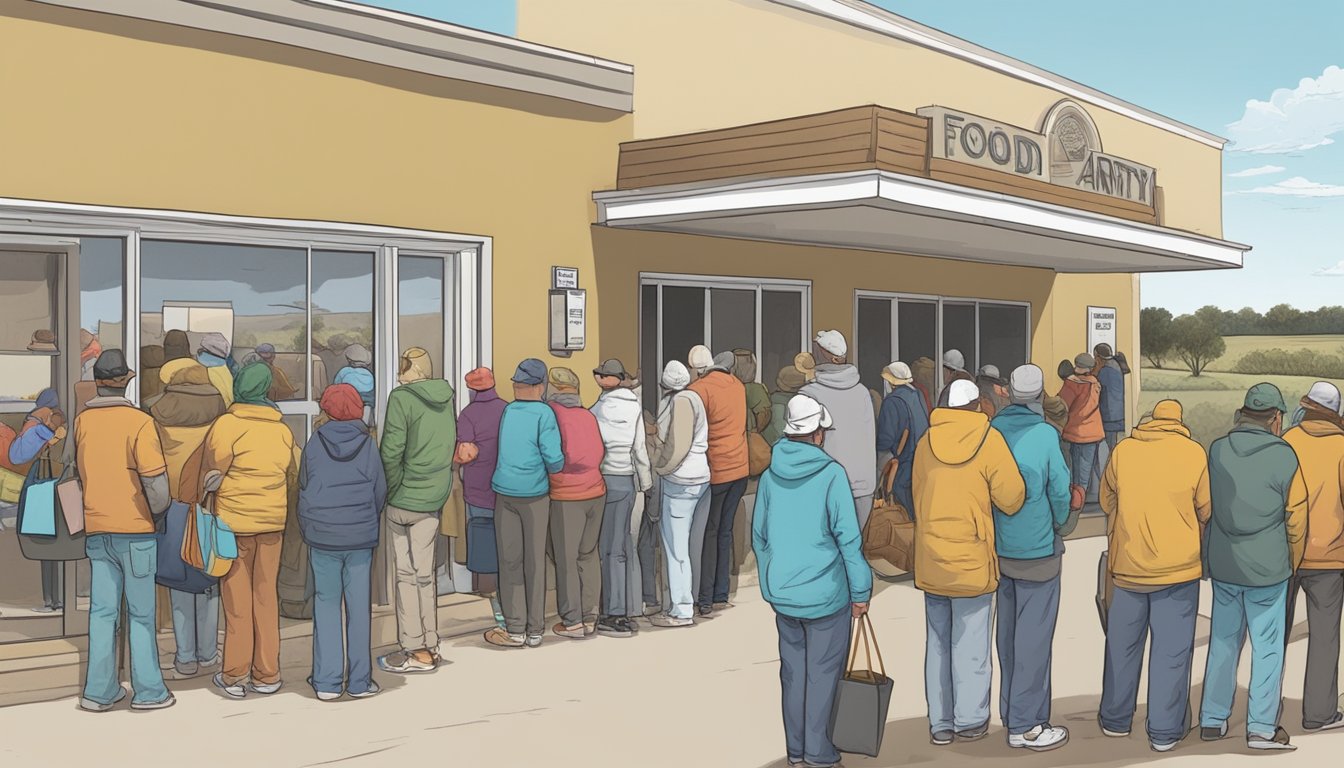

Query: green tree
left=1172, top=314, right=1226, bottom=377
left=1140, top=307, right=1176, bottom=369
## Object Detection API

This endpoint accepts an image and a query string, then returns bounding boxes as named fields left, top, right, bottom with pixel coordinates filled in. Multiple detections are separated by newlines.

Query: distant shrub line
left=1233, top=348, right=1344, bottom=379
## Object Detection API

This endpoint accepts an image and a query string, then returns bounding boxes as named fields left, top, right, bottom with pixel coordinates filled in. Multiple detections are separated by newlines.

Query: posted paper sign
left=1087, top=306, right=1117, bottom=354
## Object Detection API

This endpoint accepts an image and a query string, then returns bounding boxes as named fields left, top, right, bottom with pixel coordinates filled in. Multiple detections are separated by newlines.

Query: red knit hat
left=319, top=383, right=364, bottom=422
left=465, top=366, right=495, bottom=391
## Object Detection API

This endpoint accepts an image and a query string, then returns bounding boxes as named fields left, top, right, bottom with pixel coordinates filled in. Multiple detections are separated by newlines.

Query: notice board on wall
left=1087, top=306, right=1117, bottom=354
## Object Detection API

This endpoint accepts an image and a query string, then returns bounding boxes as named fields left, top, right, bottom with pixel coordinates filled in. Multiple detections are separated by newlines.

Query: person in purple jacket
left=456, top=367, right=508, bottom=628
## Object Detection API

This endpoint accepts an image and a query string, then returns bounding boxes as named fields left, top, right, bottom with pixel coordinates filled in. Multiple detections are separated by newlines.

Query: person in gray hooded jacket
left=800, top=330, right=877, bottom=526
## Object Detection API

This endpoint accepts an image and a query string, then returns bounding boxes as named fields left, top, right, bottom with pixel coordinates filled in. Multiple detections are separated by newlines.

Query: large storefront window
left=397, top=255, right=449, bottom=378
left=312, top=250, right=376, bottom=401
left=79, top=238, right=126, bottom=376
left=639, top=275, right=810, bottom=413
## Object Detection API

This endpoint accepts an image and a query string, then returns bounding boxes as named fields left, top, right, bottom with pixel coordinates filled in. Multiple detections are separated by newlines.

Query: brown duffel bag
left=862, top=431, right=914, bottom=574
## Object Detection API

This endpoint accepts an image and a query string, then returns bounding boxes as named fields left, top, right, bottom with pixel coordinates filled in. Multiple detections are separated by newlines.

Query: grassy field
left=1154, top=333, right=1344, bottom=373
left=1139, top=368, right=1324, bottom=447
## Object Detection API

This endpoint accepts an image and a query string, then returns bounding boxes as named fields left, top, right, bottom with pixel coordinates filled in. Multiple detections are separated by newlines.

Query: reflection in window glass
left=660, top=286, right=704, bottom=377
left=0, top=252, right=58, bottom=402
left=709, top=288, right=755, bottom=362
left=141, top=241, right=307, bottom=401
left=856, top=298, right=892, bottom=395
left=312, top=251, right=375, bottom=401
left=898, top=300, right=938, bottom=396
left=979, top=304, right=1028, bottom=376
left=398, top=256, right=446, bottom=379
left=641, top=284, right=658, bottom=414
left=943, top=302, right=976, bottom=375
left=761, top=290, right=803, bottom=395
left=79, top=238, right=125, bottom=368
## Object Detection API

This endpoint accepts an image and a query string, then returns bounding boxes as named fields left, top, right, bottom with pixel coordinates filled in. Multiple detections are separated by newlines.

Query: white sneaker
left=1151, top=740, right=1177, bottom=753
left=213, top=673, right=246, bottom=699
left=249, top=680, right=282, bottom=695
left=1008, top=724, right=1069, bottom=752
left=650, top=613, right=695, bottom=628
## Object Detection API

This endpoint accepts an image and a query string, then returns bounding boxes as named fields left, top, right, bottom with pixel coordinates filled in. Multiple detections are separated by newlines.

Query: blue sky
left=358, top=1, right=1344, bottom=316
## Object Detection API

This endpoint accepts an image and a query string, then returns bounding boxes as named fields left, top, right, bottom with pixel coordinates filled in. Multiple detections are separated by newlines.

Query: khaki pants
left=386, top=505, right=441, bottom=653
left=221, top=532, right=283, bottom=686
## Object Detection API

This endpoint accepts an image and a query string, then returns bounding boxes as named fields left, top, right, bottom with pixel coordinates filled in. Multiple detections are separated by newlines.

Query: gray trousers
left=1099, top=580, right=1198, bottom=745
left=495, top=494, right=550, bottom=636
left=600, top=475, right=637, bottom=617
left=996, top=573, right=1060, bottom=734
left=1287, top=569, right=1344, bottom=728
left=549, top=497, right=603, bottom=628
left=778, top=606, right=851, bottom=767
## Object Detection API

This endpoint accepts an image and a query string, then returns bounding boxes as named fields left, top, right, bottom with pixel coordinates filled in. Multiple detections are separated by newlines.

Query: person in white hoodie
left=651, top=361, right=711, bottom=627
left=591, top=359, right=654, bottom=635
left=800, top=330, right=878, bottom=526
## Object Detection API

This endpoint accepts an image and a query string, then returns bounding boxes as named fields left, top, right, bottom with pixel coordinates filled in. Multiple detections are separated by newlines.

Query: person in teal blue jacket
left=753, top=394, right=872, bottom=768
left=989, top=364, right=1072, bottom=751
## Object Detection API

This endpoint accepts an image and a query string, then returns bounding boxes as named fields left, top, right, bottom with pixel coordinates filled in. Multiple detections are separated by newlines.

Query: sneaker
left=597, top=617, right=634, bottom=638
left=650, top=613, right=695, bottom=628
left=1100, top=724, right=1131, bottom=738
left=1151, top=740, right=1177, bottom=753
left=79, top=686, right=127, bottom=712
left=213, top=673, right=246, bottom=699
left=930, top=730, right=954, bottom=746
left=583, top=619, right=597, bottom=636
left=173, top=661, right=199, bottom=677
left=1200, top=722, right=1228, bottom=742
left=525, top=633, right=543, bottom=648
left=131, top=693, right=177, bottom=711
left=307, top=676, right=341, bottom=702
left=348, top=682, right=381, bottom=699
left=1007, top=724, right=1068, bottom=752
left=956, top=722, right=989, bottom=742
left=483, top=628, right=526, bottom=648
left=553, top=622, right=587, bottom=639
left=1304, top=711, right=1344, bottom=732
left=249, top=680, right=282, bottom=695
left=378, top=650, right=437, bottom=671
left=197, top=655, right=221, bottom=670
left=621, top=617, right=640, bottom=633
left=643, top=602, right=662, bottom=617
left=1247, top=727, right=1295, bottom=751
left=697, top=605, right=713, bottom=617
left=712, top=601, right=733, bottom=611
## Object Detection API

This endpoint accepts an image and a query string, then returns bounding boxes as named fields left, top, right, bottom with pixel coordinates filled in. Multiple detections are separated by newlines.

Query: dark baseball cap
left=592, top=358, right=631, bottom=380
left=93, top=349, right=131, bottom=380
left=512, top=358, right=548, bottom=386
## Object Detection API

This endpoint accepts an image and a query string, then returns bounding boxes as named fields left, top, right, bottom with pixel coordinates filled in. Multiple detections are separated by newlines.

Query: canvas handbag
left=747, top=431, right=772, bottom=477
left=830, top=614, right=894, bottom=758
left=17, top=448, right=87, bottom=562
left=861, top=431, right=914, bottom=574
left=156, top=501, right=218, bottom=593
left=181, top=483, right=237, bottom=579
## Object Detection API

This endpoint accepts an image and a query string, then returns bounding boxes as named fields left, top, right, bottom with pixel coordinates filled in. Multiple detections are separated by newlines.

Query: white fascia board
left=770, top=0, right=1226, bottom=149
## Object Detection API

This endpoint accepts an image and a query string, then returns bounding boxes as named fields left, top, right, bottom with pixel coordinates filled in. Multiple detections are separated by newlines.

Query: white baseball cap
left=942, top=349, right=966, bottom=373
left=814, top=330, right=847, bottom=358
left=661, top=360, right=691, bottom=391
left=1307, top=381, right=1342, bottom=414
left=882, top=361, right=912, bottom=386
left=687, top=345, right=713, bottom=372
left=783, top=394, right=834, bottom=436
left=947, top=379, right=980, bottom=408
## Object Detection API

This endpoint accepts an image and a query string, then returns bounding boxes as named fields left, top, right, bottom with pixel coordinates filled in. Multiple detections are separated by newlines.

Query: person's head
left=978, top=364, right=1006, bottom=396
left=34, top=388, right=60, bottom=412
left=1094, top=343, right=1114, bottom=361
left=1239, top=382, right=1287, bottom=435
left=1150, top=399, right=1184, bottom=424
left=592, top=358, right=631, bottom=391
left=947, top=379, right=981, bottom=412
left=511, top=358, right=548, bottom=401
left=140, top=345, right=165, bottom=371
left=465, top=366, right=496, bottom=393
left=775, top=364, right=806, bottom=394
left=93, top=349, right=135, bottom=396
left=398, top=347, right=432, bottom=385
left=687, top=345, right=714, bottom=377
left=1074, top=353, right=1096, bottom=376
left=942, top=349, right=966, bottom=377
left=882, top=361, right=913, bottom=391
left=162, top=329, right=191, bottom=362
left=1306, top=381, right=1342, bottom=415
left=783, top=394, right=833, bottom=447
left=1008, top=364, right=1044, bottom=405
left=1056, top=359, right=1074, bottom=381
left=165, top=360, right=210, bottom=388
left=344, top=343, right=372, bottom=370
left=711, top=351, right=736, bottom=374
left=794, top=352, right=817, bottom=382
left=319, top=383, right=364, bottom=422
left=198, top=332, right=231, bottom=363
left=255, top=343, right=276, bottom=363
left=549, top=367, right=581, bottom=398
left=233, top=362, right=275, bottom=407
left=732, top=349, right=757, bottom=384
left=813, top=330, right=847, bottom=365
left=661, top=360, right=691, bottom=393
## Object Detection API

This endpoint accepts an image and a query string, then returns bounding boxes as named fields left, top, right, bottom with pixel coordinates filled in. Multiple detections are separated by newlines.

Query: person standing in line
left=456, top=367, right=508, bottom=629
left=4, top=388, right=66, bottom=611
left=1098, top=399, right=1210, bottom=752
left=687, top=347, right=750, bottom=616
left=149, top=359, right=226, bottom=679
left=754, top=395, right=872, bottom=768
left=545, top=368, right=607, bottom=639
left=936, top=349, right=974, bottom=408
left=990, top=365, right=1071, bottom=751
left=875, top=361, right=929, bottom=518
left=734, top=349, right=773, bottom=439
left=765, top=365, right=806, bottom=446
left=800, top=331, right=877, bottom=529
left=1058, top=353, right=1104, bottom=504
left=637, top=410, right=665, bottom=618
left=1200, top=384, right=1307, bottom=751
left=376, top=347, right=456, bottom=673
left=975, top=365, right=1010, bottom=418
left=590, top=359, right=653, bottom=636
left=651, top=361, right=711, bottom=629
left=1280, top=381, right=1344, bottom=731
left=75, top=350, right=174, bottom=712
left=1094, top=344, right=1126, bottom=449
left=486, top=359, right=564, bottom=648
left=206, top=364, right=299, bottom=699
left=196, top=332, right=235, bottom=408
left=299, top=383, right=386, bottom=701
left=333, top=343, right=377, bottom=411
left=913, top=379, right=1025, bottom=746
left=255, top=343, right=297, bottom=401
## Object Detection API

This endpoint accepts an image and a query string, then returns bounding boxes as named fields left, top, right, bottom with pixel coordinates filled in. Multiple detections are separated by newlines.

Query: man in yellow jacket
left=1098, top=399, right=1210, bottom=752
left=1282, top=381, right=1344, bottom=732
left=913, top=379, right=1025, bottom=747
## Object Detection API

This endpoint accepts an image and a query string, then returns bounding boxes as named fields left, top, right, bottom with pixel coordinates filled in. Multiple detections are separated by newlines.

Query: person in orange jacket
left=1057, top=353, right=1104, bottom=507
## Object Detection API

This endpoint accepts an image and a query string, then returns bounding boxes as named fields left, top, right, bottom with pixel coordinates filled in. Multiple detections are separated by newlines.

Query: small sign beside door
left=1087, top=306, right=1117, bottom=354
left=550, top=289, right=586, bottom=352
left=552, top=266, right=579, bottom=290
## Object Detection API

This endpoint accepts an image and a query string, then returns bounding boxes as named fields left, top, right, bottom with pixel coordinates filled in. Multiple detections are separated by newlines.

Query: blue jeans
left=1200, top=579, right=1289, bottom=737
left=777, top=606, right=851, bottom=766
left=925, top=592, right=994, bottom=734
left=1068, top=440, right=1103, bottom=489
left=1100, top=581, right=1198, bottom=744
left=310, top=548, right=374, bottom=695
left=661, top=481, right=708, bottom=620
left=169, top=588, right=220, bottom=666
left=996, top=574, right=1060, bottom=735
left=600, top=475, right=638, bottom=617
left=84, top=534, right=170, bottom=706
left=700, top=478, right=747, bottom=607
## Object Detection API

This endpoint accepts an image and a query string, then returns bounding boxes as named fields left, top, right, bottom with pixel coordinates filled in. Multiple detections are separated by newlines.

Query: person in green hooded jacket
left=377, top=347, right=456, bottom=675
left=1200, top=383, right=1308, bottom=751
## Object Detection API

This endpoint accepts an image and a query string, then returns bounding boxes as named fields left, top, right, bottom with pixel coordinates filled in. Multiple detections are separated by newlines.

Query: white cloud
left=1245, top=176, right=1344, bottom=197
left=1227, top=164, right=1286, bottom=178
left=1314, top=261, right=1344, bottom=276
left=1227, top=65, right=1344, bottom=154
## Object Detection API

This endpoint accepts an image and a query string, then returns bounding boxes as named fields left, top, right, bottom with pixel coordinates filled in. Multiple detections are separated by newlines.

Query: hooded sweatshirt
left=1099, top=410, right=1211, bottom=588
left=912, top=408, right=1025, bottom=598
left=1058, top=374, right=1103, bottom=444
left=654, top=389, right=710, bottom=486
left=590, top=387, right=653, bottom=490
left=876, top=384, right=930, bottom=515
left=203, top=403, right=298, bottom=534
left=458, top=387, right=507, bottom=510
left=380, top=378, right=456, bottom=513
left=752, top=439, right=873, bottom=619
left=1096, top=359, right=1126, bottom=433
left=800, top=364, right=877, bottom=497
left=299, top=419, right=386, bottom=551
left=150, top=362, right=226, bottom=500
left=1283, top=417, right=1344, bottom=570
left=991, top=404, right=1071, bottom=564
left=549, top=395, right=608, bottom=501
left=687, top=369, right=749, bottom=484
left=1206, top=419, right=1308, bottom=587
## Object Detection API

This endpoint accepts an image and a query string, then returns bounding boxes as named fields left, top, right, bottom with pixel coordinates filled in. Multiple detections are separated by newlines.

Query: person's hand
left=50, top=425, right=67, bottom=444
left=643, top=492, right=659, bottom=523
left=851, top=601, right=869, bottom=618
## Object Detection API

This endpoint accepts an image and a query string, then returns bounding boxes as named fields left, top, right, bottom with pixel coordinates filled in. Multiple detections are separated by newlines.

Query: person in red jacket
left=545, top=367, right=609, bottom=639
left=1057, top=352, right=1105, bottom=507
